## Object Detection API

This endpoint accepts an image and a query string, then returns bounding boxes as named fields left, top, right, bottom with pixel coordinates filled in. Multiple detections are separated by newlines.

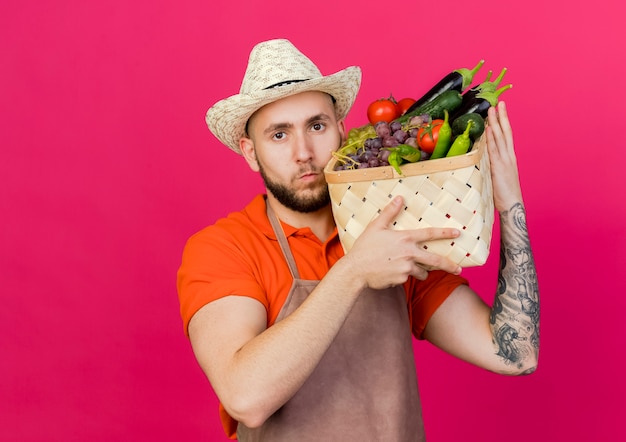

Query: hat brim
left=206, top=66, right=362, bottom=154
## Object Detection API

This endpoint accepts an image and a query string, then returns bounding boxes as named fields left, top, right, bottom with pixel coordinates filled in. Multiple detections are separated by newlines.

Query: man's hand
left=344, top=195, right=462, bottom=289
left=486, top=101, right=524, bottom=212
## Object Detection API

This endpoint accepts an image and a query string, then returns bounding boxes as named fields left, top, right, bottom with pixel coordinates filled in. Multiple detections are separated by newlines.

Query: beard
left=257, top=161, right=330, bottom=213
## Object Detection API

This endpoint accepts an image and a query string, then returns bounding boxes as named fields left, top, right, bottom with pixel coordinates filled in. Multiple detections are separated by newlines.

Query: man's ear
left=337, top=119, right=347, bottom=143
left=240, top=137, right=260, bottom=172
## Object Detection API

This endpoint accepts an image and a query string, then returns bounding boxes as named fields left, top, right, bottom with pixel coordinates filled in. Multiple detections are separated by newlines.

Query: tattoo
left=495, top=323, right=525, bottom=363
left=491, top=203, right=540, bottom=372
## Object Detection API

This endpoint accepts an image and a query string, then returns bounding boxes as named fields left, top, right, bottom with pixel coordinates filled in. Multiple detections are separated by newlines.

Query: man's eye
left=312, top=123, right=325, bottom=131
left=272, top=132, right=285, bottom=141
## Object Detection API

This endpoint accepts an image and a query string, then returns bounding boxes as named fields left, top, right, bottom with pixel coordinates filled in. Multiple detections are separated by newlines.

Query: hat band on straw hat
left=264, top=79, right=308, bottom=90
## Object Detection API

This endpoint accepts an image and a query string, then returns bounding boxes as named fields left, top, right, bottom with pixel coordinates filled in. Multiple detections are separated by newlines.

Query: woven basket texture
left=323, top=136, right=494, bottom=267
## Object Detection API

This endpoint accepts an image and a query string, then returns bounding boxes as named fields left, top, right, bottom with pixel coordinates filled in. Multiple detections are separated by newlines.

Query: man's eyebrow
left=262, top=113, right=332, bottom=135
left=263, top=122, right=292, bottom=135
left=307, top=113, right=332, bottom=123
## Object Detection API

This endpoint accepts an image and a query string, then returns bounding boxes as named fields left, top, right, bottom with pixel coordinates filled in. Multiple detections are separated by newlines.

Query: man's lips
left=297, top=169, right=321, bottom=180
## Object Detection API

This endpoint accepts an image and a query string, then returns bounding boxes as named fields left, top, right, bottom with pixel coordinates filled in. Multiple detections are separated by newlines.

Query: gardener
left=177, top=39, right=540, bottom=441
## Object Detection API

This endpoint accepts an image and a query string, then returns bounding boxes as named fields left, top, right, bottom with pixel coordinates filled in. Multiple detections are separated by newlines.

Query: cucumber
left=397, top=90, right=462, bottom=123
left=451, top=112, right=485, bottom=141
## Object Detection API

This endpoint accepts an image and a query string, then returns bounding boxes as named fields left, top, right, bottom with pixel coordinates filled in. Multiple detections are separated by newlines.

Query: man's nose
left=293, top=133, right=314, bottom=161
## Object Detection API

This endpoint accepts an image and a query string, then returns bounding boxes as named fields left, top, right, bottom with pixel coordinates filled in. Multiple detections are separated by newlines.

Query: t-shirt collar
left=250, top=194, right=338, bottom=242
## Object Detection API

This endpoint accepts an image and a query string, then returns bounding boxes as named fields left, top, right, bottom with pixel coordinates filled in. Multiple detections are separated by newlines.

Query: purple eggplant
left=460, top=67, right=508, bottom=104
left=404, top=60, right=485, bottom=115
left=450, top=83, right=513, bottom=121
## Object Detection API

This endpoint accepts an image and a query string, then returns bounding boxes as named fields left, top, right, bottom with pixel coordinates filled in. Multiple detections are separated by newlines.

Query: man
left=177, top=39, right=539, bottom=441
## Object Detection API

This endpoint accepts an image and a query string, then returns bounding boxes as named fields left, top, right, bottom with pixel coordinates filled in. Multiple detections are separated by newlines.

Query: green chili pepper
left=395, top=144, right=421, bottom=163
left=430, top=109, right=452, bottom=159
left=446, top=120, right=474, bottom=157
left=388, top=150, right=403, bottom=175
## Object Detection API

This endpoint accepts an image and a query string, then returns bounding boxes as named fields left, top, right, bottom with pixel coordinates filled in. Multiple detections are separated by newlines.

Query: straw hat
left=206, top=39, right=362, bottom=154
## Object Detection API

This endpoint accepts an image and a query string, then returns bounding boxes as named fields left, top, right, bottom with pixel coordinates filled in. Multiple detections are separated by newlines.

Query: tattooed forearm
left=490, top=202, right=540, bottom=373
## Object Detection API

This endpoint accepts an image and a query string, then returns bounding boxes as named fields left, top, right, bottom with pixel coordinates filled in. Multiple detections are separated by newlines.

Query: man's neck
left=266, top=195, right=336, bottom=242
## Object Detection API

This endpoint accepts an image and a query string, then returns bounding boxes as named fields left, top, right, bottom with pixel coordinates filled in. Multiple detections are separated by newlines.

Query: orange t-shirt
left=176, top=194, right=468, bottom=438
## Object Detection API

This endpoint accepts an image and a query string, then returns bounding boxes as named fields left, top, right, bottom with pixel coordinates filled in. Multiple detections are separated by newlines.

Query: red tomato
left=417, top=119, right=444, bottom=153
left=396, top=98, right=416, bottom=116
left=367, top=98, right=399, bottom=124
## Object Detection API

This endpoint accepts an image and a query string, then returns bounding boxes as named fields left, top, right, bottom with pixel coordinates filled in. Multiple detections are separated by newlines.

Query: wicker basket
left=323, top=135, right=494, bottom=267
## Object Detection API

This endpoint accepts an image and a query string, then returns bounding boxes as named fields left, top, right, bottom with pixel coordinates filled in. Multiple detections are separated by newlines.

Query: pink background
left=2, top=0, right=625, bottom=440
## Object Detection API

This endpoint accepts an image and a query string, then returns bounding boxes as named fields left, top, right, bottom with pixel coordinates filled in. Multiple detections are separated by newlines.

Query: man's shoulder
left=186, top=194, right=272, bottom=247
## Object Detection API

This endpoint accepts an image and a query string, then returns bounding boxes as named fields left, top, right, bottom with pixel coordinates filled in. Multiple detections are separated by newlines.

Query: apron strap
left=266, top=200, right=301, bottom=280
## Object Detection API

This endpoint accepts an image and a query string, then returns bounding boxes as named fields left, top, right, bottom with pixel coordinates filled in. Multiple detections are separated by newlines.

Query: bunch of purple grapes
left=333, top=115, right=431, bottom=171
